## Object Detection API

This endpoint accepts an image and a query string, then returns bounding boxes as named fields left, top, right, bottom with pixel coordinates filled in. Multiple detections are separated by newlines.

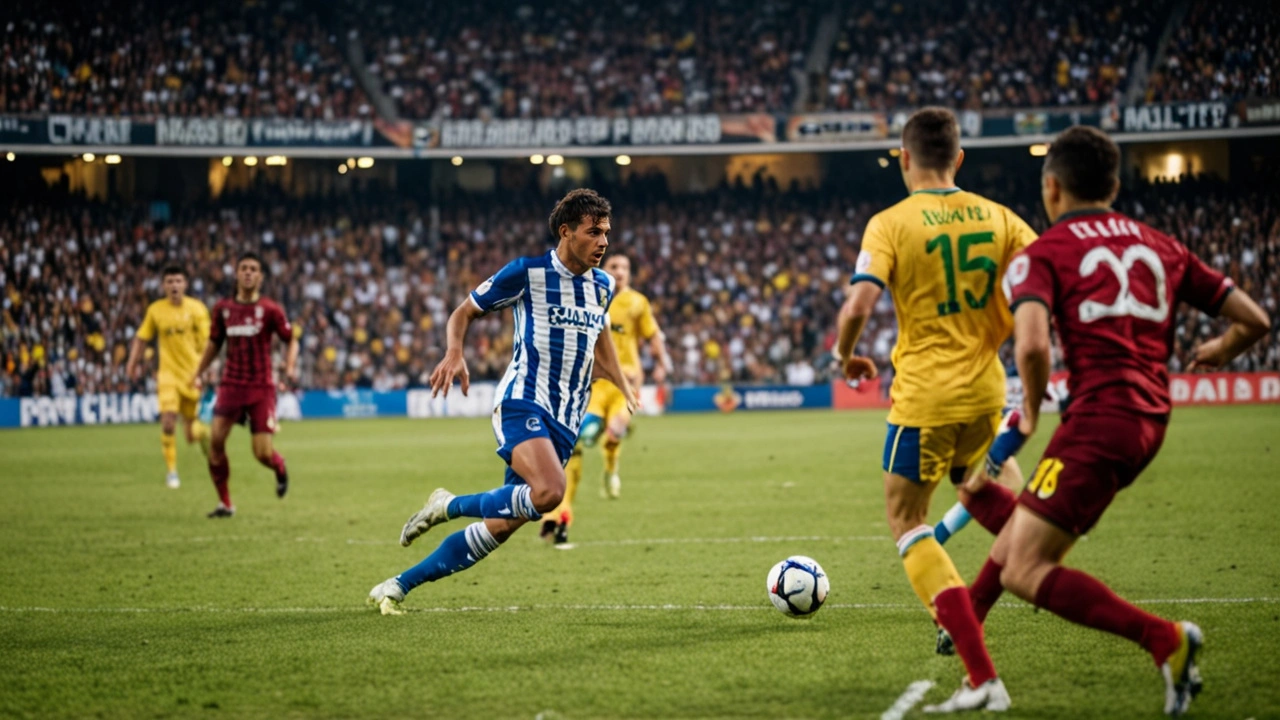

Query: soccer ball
left=766, top=556, right=830, bottom=617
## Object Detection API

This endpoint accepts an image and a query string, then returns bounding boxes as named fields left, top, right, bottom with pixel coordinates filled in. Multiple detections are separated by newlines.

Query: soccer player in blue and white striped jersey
left=368, top=189, right=638, bottom=614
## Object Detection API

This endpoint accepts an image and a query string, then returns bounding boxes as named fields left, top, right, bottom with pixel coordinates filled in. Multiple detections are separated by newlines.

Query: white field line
left=881, top=680, right=934, bottom=720
left=103, top=534, right=892, bottom=547
left=1, top=597, right=1275, bottom=616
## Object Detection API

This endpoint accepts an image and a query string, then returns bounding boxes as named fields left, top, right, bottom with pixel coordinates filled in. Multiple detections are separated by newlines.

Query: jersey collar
left=549, top=249, right=582, bottom=278
left=911, top=187, right=961, bottom=196
left=1054, top=207, right=1111, bottom=224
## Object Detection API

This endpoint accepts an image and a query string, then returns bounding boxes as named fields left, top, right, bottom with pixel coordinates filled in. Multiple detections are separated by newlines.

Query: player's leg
left=243, top=390, right=288, bottom=498
left=542, top=443, right=583, bottom=544
left=883, top=424, right=1007, bottom=710
left=160, top=411, right=180, bottom=488
left=596, top=382, right=627, bottom=499
left=179, top=390, right=211, bottom=458
left=206, top=413, right=236, bottom=517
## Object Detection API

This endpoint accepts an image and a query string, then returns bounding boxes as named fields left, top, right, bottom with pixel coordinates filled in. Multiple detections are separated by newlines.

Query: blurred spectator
left=1146, top=1, right=1278, bottom=103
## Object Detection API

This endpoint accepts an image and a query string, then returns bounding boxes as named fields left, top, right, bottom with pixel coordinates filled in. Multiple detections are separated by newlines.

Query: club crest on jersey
left=596, top=284, right=609, bottom=306
left=525, top=416, right=542, bottom=432
left=255, top=306, right=263, bottom=319
left=549, top=305, right=606, bottom=332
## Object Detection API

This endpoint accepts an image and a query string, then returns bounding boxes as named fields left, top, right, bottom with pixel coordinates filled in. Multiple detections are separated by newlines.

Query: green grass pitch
left=1, top=406, right=1278, bottom=719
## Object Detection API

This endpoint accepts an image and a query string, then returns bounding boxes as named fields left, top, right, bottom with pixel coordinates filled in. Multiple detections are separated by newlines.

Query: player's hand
left=624, top=383, right=641, bottom=415
left=841, top=356, right=878, bottom=384
left=1188, top=336, right=1230, bottom=371
left=973, top=409, right=1029, bottom=489
left=189, top=373, right=203, bottom=391
left=126, top=362, right=139, bottom=381
left=429, top=349, right=470, bottom=398
left=278, top=365, right=298, bottom=392
left=651, top=363, right=667, bottom=385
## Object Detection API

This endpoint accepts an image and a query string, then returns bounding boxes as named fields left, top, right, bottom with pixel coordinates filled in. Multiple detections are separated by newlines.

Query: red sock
left=935, top=586, right=997, bottom=686
left=1035, top=566, right=1181, bottom=666
left=961, top=482, right=1017, bottom=534
left=271, top=452, right=287, bottom=478
left=970, top=558, right=1004, bottom=624
left=209, top=457, right=231, bottom=507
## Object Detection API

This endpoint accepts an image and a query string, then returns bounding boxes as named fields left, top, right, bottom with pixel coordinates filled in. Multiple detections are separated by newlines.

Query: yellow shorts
left=585, top=378, right=630, bottom=423
left=883, top=412, right=1001, bottom=484
left=158, top=381, right=200, bottom=419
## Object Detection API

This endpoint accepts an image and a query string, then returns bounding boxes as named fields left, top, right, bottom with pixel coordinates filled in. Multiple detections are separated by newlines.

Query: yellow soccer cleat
left=1161, top=621, right=1204, bottom=716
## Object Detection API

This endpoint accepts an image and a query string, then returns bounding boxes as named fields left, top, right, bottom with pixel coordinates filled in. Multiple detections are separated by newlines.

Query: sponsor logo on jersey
left=525, top=416, right=543, bottom=432
left=225, top=323, right=262, bottom=337
left=549, top=305, right=607, bottom=332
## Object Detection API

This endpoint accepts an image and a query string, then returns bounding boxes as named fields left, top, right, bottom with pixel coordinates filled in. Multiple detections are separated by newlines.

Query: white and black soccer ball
left=766, top=556, right=830, bottom=617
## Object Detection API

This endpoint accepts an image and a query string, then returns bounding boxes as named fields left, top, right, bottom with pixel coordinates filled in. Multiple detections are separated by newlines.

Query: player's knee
left=161, top=416, right=177, bottom=434
left=998, top=558, right=1044, bottom=601
left=252, top=448, right=274, bottom=466
left=603, top=433, right=621, bottom=450
left=530, top=484, right=565, bottom=514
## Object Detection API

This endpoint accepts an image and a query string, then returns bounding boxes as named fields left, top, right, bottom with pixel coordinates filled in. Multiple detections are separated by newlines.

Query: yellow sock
left=190, top=420, right=211, bottom=457
left=161, top=433, right=178, bottom=473
left=603, top=440, right=620, bottom=475
left=549, top=449, right=583, bottom=526
left=900, top=531, right=965, bottom=615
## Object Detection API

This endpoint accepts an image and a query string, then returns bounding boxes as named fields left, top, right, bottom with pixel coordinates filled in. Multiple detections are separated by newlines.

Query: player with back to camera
left=541, top=252, right=671, bottom=545
left=970, top=126, right=1271, bottom=716
left=368, top=189, right=637, bottom=614
left=191, top=252, right=299, bottom=518
left=836, top=107, right=1040, bottom=711
left=125, top=265, right=213, bottom=489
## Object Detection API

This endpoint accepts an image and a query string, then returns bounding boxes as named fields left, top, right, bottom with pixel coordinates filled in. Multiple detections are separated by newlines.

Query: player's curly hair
left=902, top=107, right=960, bottom=172
left=1044, top=126, right=1120, bottom=202
left=548, top=188, right=612, bottom=241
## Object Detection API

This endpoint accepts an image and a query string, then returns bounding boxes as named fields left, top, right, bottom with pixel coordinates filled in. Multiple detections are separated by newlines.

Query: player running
left=191, top=252, right=299, bottom=518
left=368, top=189, right=637, bottom=614
left=972, top=126, right=1270, bottom=716
left=835, top=107, right=1038, bottom=711
left=125, top=265, right=213, bottom=488
left=540, top=252, right=670, bottom=545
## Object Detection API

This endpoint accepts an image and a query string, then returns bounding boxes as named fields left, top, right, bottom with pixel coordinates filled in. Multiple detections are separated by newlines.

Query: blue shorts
left=883, top=415, right=1000, bottom=485
left=492, top=400, right=577, bottom=485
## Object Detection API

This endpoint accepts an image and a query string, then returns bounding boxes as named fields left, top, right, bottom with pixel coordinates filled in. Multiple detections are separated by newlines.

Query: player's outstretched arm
left=429, top=300, right=484, bottom=398
left=647, top=330, right=672, bottom=384
left=594, top=327, right=639, bottom=413
left=835, top=282, right=881, bottom=382
left=282, top=332, right=300, bottom=390
left=191, top=339, right=221, bottom=390
left=125, top=337, right=148, bottom=382
left=1188, top=290, right=1271, bottom=371
left=1012, top=301, right=1052, bottom=435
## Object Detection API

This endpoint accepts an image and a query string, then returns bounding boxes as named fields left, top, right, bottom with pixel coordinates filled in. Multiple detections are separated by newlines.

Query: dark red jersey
left=1005, top=208, right=1233, bottom=418
left=209, top=298, right=292, bottom=387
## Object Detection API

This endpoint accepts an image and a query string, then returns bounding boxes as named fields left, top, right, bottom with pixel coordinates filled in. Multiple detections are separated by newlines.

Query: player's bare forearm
left=193, top=341, right=220, bottom=386
left=445, top=300, right=484, bottom=353
left=836, top=282, right=880, bottom=361
left=1013, top=302, right=1052, bottom=433
left=285, top=336, right=300, bottom=381
left=125, top=338, right=146, bottom=379
left=430, top=300, right=484, bottom=397
left=648, top=332, right=672, bottom=381
left=1190, top=290, right=1271, bottom=370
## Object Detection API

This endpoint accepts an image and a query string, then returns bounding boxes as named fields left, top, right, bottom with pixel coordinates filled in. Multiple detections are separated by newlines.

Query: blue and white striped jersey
left=469, top=250, right=616, bottom=434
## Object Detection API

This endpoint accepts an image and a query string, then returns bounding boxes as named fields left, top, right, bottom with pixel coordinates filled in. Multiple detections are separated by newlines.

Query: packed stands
left=1145, top=0, right=1278, bottom=103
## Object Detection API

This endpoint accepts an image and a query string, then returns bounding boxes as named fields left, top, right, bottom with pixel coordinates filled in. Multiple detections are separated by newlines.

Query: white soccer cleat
left=367, top=578, right=405, bottom=616
left=923, top=677, right=1011, bottom=713
left=400, top=488, right=455, bottom=547
left=166, top=472, right=180, bottom=489
left=604, top=472, right=621, bottom=499
left=1161, top=621, right=1204, bottom=716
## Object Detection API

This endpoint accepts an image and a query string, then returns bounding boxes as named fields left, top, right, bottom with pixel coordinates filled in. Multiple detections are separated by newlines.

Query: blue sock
left=934, top=502, right=972, bottom=546
left=396, top=523, right=501, bottom=592
left=447, top=484, right=540, bottom=520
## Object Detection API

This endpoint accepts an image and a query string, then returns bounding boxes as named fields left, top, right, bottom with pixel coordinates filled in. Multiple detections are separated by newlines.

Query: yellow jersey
left=853, top=188, right=1037, bottom=426
left=136, top=297, right=211, bottom=386
left=608, top=287, right=660, bottom=378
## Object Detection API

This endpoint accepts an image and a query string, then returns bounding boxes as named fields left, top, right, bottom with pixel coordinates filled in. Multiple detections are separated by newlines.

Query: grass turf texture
left=1, top=406, right=1278, bottom=719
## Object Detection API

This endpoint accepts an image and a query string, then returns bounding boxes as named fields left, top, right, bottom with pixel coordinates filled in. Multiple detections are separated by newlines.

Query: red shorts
left=1018, top=412, right=1167, bottom=536
left=214, top=385, right=278, bottom=434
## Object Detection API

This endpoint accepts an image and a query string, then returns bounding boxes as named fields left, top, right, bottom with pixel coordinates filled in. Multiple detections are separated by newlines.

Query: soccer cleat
left=206, top=504, right=235, bottom=519
left=367, top=578, right=405, bottom=616
left=275, top=468, right=289, bottom=499
left=539, top=519, right=559, bottom=543
left=1161, top=621, right=1204, bottom=716
left=923, top=677, right=1011, bottom=713
left=553, top=521, right=569, bottom=545
left=400, top=488, right=455, bottom=547
left=603, top=472, right=621, bottom=499
left=166, top=472, right=181, bottom=489
left=935, top=627, right=956, bottom=656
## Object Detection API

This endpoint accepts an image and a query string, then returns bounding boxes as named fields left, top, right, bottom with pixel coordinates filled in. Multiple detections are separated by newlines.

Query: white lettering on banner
left=1122, top=103, right=1229, bottom=132
left=743, top=390, right=805, bottom=409
left=17, top=394, right=156, bottom=427
left=439, top=115, right=720, bottom=148
left=1170, top=377, right=1190, bottom=403
left=250, top=119, right=371, bottom=145
left=47, top=116, right=132, bottom=145
left=407, top=385, right=496, bottom=419
left=1262, top=377, right=1280, bottom=402
left=157, top=118, right=248, bottom=146
left=1234, top=377, right=1253, bottom=402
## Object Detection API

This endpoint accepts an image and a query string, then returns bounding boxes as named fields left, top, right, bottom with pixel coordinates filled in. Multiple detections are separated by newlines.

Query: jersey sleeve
left=851, top=214, right=894, bottom=288
left=208, top=303, right=226, bottom=347
left=637, top=294, right=660, bottom=340
left=272, top=303, right=293, bottom=342
left=1177, top=249, right=1234, bottom=316
left=136, top=305, right=157, bottom=341
left=1004, top=243, right=1057, bottom=313
left=469, top=259, right=527, bottom=314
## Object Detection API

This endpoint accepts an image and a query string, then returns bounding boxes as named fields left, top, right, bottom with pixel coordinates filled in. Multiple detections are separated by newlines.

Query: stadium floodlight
left=265, top=155, right=287, bottom=166
left=222, top=156, right=233, bottom=167
left=889, top=148, right=901, bottom=157
left=82, top=153, right=95, bottom=162
left=338, top=164, right=348, bottom=174
left=546, top=154, right=565, bottom=166
left=877, top=157, right=890, bottom=168
left=530, top=154, right=545, bottom=165
left=346, top=157, right=356, bottom=168
left=244, top=156, right=259, bottom=166
left=615, top=155, right=632, bottom=166
left=356, top=157, right=374, bottom=169
left=104, top=155, right=122, bottom=165
left=1029, top=144, right=1049, bottom=157
left=5, top=152, right=14, bottom=162
left=451, top=156, right=463, bottom=166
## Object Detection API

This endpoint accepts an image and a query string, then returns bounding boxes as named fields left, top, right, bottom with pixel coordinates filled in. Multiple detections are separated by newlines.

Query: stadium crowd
left=1145, top=0, right=1278, bottom=104
left=0, top=0, right=368, bottom=118
left=2, top=173, right=1276, bottom=398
